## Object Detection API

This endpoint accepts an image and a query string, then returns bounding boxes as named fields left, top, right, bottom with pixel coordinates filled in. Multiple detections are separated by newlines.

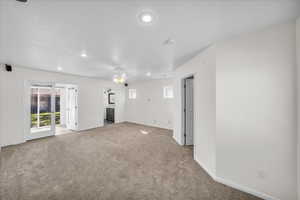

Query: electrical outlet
left=257, top=170, right=266, bottom=180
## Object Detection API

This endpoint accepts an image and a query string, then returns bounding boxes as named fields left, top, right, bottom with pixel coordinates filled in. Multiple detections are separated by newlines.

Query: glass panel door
left=29, top=84, right=55, bottom=139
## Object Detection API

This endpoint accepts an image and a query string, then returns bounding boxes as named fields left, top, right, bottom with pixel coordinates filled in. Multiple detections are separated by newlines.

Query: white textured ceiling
left=0, top=0, right=299, bottom=81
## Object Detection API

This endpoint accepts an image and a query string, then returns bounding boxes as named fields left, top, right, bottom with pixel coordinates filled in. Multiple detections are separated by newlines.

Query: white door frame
left=24, top=81, right=56, bottom=141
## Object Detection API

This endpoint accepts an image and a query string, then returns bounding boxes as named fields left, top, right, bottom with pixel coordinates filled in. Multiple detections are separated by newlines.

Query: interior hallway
left=0, top=123, right=261, bottom=200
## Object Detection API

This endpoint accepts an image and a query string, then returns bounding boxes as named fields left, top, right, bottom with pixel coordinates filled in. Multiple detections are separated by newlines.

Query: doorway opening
left=183, top=76, right=194, bottom=146
left=28, top=82, right=78, bottom=140
left=103, top=88, right=115, bottom=126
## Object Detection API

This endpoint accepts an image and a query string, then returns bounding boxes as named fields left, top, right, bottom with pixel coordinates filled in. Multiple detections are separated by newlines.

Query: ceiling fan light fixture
left=113, top=74, right=126, bottom=84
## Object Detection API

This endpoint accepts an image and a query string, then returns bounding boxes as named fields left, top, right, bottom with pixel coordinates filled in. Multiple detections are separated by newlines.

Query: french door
left=28, top=83, right=56, bottom=140
left=66, top=87, right=78, bottom=130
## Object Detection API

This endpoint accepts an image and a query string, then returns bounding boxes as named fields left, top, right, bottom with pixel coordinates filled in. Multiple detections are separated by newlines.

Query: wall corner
left=296, top=17, right=300, bottom=200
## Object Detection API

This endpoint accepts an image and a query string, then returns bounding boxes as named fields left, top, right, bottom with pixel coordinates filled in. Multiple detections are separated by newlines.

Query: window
left=129, top=89, right=137, bottom=99
left=30, top=86, right=54, bottom=130
left=163, top=86, right=174, bottom=99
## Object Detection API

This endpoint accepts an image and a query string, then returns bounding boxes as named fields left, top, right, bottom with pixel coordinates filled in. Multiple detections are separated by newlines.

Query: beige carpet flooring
left=0, top=122, right=262, bottom=200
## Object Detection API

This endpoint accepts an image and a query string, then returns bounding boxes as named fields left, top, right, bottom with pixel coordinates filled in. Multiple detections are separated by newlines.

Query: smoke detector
left=163, top=38, right=175, bottom=45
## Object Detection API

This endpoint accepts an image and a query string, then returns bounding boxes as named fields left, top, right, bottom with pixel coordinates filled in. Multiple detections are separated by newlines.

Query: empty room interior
left=0, top=0, right=300, bottom=200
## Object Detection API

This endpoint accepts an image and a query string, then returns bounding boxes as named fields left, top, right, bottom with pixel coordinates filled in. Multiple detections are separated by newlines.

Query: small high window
left=163, top=86, right=174, bottom=99
left=129, top=89, right=137, bottom=99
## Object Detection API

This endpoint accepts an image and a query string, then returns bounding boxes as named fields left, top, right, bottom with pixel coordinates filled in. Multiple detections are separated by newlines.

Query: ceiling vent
left=16, top=0, right=28, bottom=3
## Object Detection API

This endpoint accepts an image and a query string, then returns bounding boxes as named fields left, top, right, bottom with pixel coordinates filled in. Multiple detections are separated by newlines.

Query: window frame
left=128, top=89, right=137, bottom=99
left=163, top=86, right=174, bottom=99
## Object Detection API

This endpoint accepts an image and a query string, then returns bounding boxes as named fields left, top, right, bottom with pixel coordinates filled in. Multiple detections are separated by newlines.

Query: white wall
left=0, top=65, right=4, bottom=149
left=216, top=22, right=297, bottom=200
left=297, top=17, right=300, bottom=200
left=172, top=22, right=297, bottom=200
left=115, top=88, right=125, bottom=123
left=59, top=87, right=67, bottom=126
left=125, top=79, right=174, bottom=129
left=0, top=66, right=125, bottom=146
left=173, top=46, right=216, bottom=177
left=0, top=0, right=7, bottom=150
left=0, top=0, right=7, bottom=63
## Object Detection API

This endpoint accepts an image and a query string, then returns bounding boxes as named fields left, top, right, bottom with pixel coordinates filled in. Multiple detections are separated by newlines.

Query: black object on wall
left=108, top=93, right=115, bottom=104
left=16, top=0, right=28, bottom=2
left=124, top=83, right=128, bottom=87
left=5, top=64, right=12, bottom=72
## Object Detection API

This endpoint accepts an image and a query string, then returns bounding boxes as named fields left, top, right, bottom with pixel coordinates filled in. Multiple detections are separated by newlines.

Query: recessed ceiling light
left=81, top=52, right=87, bottom=58
left=146, top=72, right=151, bottom=76
left=138, top=10, right=156, bottom=25
left=57, top=66, right=62, bottom=71
left=141, top=14, right=153, bottom=23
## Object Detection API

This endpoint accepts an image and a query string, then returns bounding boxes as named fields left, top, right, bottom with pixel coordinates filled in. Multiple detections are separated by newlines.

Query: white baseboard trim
left=194, top=157, right=279, bottom=200
left=172, top=135, right=183, bottom=146
left=125, top=120, right=173, bottom=130
left=214, top=177, right=280, bottom=200
left=78, top=125, right=102, bottom=132
left=194, top=157, right=216, bottom=180
left=3, top=138, right=26, bottom=147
